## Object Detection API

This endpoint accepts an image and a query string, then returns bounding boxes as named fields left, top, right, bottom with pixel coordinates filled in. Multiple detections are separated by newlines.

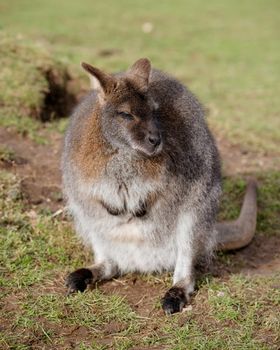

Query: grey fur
left=62, top=59, right=256, bottom=314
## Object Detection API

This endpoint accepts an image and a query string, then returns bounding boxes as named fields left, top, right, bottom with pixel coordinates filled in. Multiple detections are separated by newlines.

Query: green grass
left=219, top=173, right=280, bottom=236
left=1, top=169, right=279, bottom=349
left=0, top=0, right=280, bottom=151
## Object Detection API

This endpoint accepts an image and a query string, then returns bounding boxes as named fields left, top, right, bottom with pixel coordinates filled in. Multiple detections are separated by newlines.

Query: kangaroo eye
left=118, top=111, right=134, bottom=120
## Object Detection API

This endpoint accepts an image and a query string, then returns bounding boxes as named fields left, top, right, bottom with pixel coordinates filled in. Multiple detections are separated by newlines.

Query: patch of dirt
left=58, top=325, right=95, bottom=349
left=213, top=234, right=280, bottom=277
left=215, top=133, right=280, bottom=175
left=0, top=127, right=61, bottom=212
left=100, top=275, right=166, bottom=318
left=103, top=321, right=128, bottom=335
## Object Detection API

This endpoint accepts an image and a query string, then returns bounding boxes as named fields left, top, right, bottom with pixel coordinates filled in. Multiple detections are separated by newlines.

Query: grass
left=0, top=169, right=279, bottom=349
left=219, top=173, right=280, bottom=236
left=0, top=0, right=280, bottom=152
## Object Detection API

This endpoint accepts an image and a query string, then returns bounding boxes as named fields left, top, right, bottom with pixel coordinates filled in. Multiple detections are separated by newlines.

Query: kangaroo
left=62, top=58, right=257, bottom=314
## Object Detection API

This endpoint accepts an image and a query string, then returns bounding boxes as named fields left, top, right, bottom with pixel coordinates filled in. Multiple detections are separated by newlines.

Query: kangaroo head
left=82, top=58, right=162, bottom=157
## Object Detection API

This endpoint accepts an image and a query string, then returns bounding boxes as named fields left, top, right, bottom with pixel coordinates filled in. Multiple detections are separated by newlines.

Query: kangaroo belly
left=71, top=200, right=178, bottom=273
left=94, top=219, right=177, bottom=273
left=93, top=231, right=177, bottom=274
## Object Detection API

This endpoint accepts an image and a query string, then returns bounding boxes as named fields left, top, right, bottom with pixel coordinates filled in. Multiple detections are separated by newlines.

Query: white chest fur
left=68, top=164, right=194, bottom=274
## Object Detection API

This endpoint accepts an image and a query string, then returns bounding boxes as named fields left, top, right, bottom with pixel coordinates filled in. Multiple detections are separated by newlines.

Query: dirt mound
left=0, top=33, right=77, bottom=122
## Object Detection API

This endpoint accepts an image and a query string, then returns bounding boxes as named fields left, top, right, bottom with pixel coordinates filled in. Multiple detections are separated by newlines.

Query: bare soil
left=0, top=127, right=62, bottom=212
left=216, top=133, right=280, bottom=175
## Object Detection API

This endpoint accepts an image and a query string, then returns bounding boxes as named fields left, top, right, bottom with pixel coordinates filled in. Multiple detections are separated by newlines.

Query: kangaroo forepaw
left=66, top=268, right=93, bottom=294
left=161, top=287, right=188, bottom=315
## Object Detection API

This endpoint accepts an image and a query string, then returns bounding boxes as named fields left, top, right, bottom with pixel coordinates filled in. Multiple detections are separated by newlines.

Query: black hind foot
left=161, top=287, right=188, bottom=315
left=66, top=268, right=93, bottom=294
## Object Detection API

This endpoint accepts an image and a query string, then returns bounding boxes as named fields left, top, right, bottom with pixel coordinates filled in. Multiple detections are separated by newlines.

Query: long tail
left=215, top=179, right=258, bottom=251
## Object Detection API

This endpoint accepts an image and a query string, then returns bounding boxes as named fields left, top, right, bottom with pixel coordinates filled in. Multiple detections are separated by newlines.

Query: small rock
left=182, top=305, right=193, bottom=312
left=142, top=22, right=154, bottom=33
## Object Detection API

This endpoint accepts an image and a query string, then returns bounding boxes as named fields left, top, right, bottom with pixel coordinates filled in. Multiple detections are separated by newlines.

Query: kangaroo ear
left=81, top=62, right=117, bottom=96
left=127, top=58, right=151, bottom=93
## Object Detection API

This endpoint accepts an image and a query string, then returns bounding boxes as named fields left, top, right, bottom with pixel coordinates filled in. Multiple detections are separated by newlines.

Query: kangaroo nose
left=148, top=133, right=161, bottom=147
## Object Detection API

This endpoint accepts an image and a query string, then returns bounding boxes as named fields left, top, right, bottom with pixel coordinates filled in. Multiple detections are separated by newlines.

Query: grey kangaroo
left=62, top=58, right=257, bottom=314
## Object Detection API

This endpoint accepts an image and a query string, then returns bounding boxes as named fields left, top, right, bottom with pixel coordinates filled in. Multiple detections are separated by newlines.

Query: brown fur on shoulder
left=71, top=107, right=116, bottom=180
